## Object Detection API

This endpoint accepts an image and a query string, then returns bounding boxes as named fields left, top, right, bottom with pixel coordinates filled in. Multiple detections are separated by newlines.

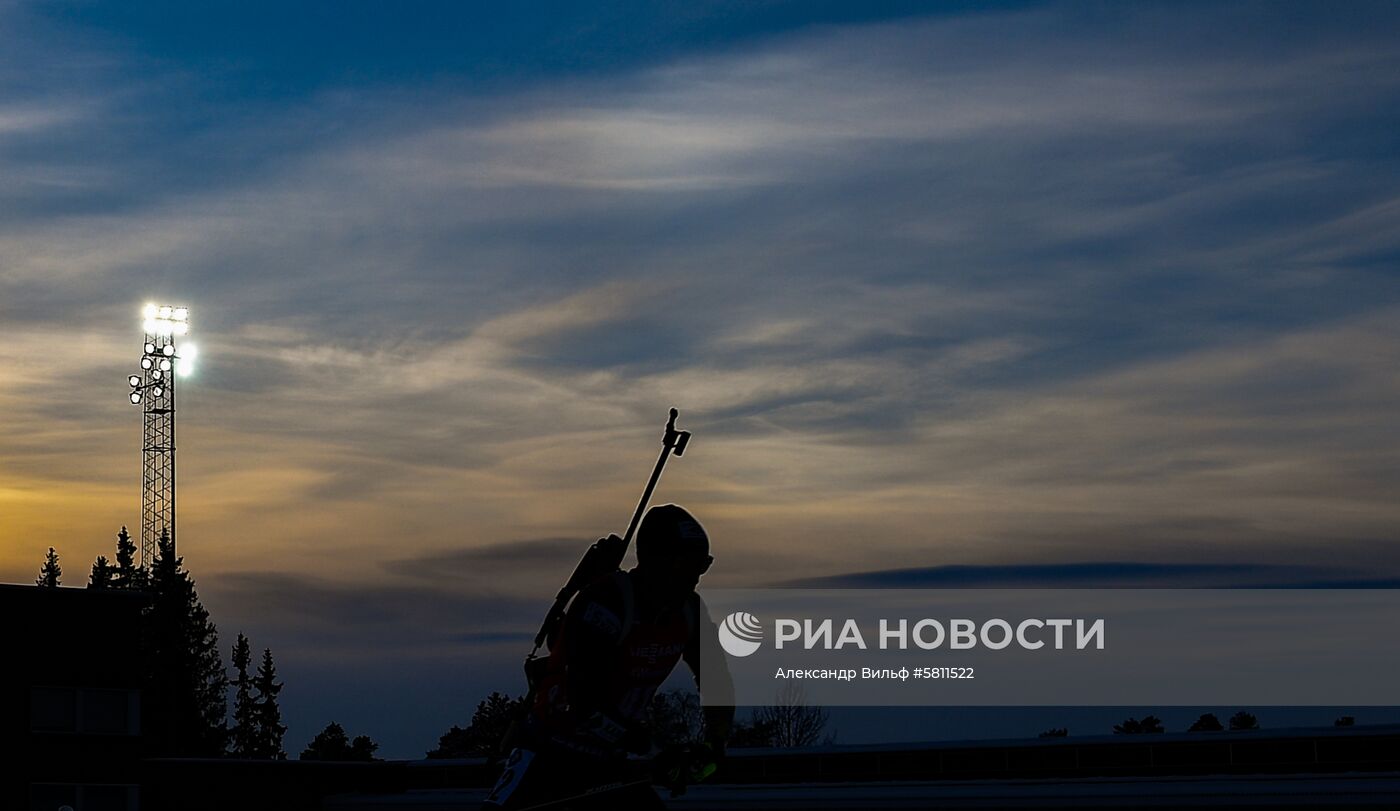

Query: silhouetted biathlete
left=484, top=505, right=734, bottom=810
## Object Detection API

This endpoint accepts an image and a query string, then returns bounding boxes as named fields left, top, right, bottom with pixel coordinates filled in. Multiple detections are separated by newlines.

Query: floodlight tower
left=127, top=304, right=197, bottom=567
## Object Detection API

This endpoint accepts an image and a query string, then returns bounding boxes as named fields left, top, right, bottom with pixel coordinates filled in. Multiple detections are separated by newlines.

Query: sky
left=2, top=1, right=1400, bottom=757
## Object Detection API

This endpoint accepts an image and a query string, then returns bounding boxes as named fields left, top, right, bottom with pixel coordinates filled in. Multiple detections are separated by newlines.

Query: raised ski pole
left=526, top=408, right=691, bottom=658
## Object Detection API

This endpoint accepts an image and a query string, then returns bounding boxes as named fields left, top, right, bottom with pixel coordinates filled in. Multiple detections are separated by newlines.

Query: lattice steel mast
left=127, top=305, right=196, bottom=567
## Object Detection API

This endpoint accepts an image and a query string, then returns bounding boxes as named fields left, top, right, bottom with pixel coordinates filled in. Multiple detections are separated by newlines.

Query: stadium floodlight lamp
left=143, top=304, right=191, bottom=338
left=133, top=302, right=194, bottom=404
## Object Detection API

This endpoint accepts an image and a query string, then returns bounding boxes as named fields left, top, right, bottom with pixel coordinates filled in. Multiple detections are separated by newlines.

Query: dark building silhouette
left=2, top=583, right=150, bottom=811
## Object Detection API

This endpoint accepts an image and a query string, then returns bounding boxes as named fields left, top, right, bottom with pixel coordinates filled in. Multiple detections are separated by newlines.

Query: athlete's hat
left=637, top=504, right=711, bottom=571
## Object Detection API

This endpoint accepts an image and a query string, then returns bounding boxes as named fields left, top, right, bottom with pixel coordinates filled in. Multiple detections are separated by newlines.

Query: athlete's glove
left=653, top=741, right=720, bottom=797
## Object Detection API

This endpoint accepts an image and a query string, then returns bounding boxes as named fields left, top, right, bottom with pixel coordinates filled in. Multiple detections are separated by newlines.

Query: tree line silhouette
left=1114, top=711, right=1256, bottom=734
left=33, top=528, right=350, bottom=759
left=39, top=530, right=382, bottom=760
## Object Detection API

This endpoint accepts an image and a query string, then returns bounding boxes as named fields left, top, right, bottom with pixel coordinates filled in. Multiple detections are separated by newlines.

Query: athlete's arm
left=561, top=575, right=627, bottom=719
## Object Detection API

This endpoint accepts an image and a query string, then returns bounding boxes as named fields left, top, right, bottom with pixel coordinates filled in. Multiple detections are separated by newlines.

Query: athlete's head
left=635, top=504, right=712, bottom=592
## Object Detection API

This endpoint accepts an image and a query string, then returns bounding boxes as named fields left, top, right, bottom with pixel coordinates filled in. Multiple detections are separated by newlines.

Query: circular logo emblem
left=718, top=611, right=764, bottom=657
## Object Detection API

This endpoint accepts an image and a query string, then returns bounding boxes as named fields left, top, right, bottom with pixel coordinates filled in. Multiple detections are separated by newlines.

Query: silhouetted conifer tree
left=88, top=555, right=114, bottom=589
left=228, top=634, right=258, bottom=757
left=428, top=692, right=525, bottom=758
left=252, top=647, right=287, bottom=758
left=113, top=526, right=148, bottom=590
left=145, top=529, right=227, bottom=756
left=36, top=547, right=61, bottom=587
left=1189, top=713, right=1224, bottom=732
left=349, top=734, right=379, bottom=761
left=1229, top=711, right=1259, bottom=730
left=301, top=722, right=378, bottom=761
left=301, top=722, right=349, bottom=760
left=428, top=724, right=469, bottom=759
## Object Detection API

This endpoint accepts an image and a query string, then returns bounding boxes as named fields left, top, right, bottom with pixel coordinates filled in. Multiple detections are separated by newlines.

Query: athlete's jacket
left=527, top=569, right=733, bottom=758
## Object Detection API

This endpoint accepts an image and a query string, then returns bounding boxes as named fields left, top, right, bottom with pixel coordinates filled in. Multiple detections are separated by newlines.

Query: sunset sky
left=3, top=1, right=1399, bottom=755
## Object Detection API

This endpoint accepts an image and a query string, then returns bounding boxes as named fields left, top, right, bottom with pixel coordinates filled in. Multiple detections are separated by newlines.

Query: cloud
left=380, top=537, right=588, bottom=597
left=0, top=102, right=85, bottom=137
left=204, top=570, right=537, bottom=658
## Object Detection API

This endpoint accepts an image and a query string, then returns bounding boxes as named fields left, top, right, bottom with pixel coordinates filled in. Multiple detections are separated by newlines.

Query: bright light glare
left=130, top=392, right=142, bottom=404
left=142, top=303, right=191, bottom=339
left=129, top=375, right=141, bottom=387
left=153, top=386, right=164, bottom=398
left=141, top=304, right=195, bottom=379
left=177, top=343, right=198, bottom=377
